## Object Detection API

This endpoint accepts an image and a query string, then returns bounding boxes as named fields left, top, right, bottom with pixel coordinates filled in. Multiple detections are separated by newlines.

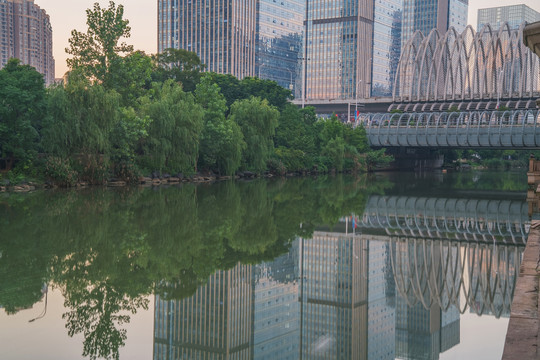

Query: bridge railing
left=357, top=110, right=540, bottom=148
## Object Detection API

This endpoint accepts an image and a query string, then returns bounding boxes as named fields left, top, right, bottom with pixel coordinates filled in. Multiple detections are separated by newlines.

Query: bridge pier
left=385, top=148, right=444, bottom=171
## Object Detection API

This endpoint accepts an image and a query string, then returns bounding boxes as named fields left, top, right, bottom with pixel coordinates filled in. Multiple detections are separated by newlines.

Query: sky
left=44, top=0, right=540, bottom=77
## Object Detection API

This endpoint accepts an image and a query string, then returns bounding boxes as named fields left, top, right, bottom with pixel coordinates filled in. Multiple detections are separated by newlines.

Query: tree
left=42, top=80, right=121, bottom=184
left=241, top=77, right=292, bottom=109
left=141, top=81, right=204, bottom=174
left=66, top=1, right=133, bottom=84
left=195, top=76, right=245, bottom=175
left=153, top=48, right=205, bottom=92
left=0, top=59, right=45, bottom=171
left=228, top=97, right=279, bottom=172
left=106, top=51, right=153, bottom=106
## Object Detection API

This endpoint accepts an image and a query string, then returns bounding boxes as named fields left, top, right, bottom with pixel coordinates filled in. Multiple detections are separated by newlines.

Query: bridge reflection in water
left=153, top=194, right=527, bottom=360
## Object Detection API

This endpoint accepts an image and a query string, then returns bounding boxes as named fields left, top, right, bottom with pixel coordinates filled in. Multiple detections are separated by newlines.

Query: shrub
left=45, top=157, right=78, bottom=187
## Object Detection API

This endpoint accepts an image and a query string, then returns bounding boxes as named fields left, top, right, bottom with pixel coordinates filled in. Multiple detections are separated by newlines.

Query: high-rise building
left=157, top=0, right=304, bottom=94
left=477, top=4, right=540, bottom=31
left=157, top=0, right=257, bottom=79
left=0, top=0, right=54, bottom=84
left=303, top=0, right=402, bottom=102
left=256, top=0, right=304, bottom=98
left=401, top=0, right=468, bottom=46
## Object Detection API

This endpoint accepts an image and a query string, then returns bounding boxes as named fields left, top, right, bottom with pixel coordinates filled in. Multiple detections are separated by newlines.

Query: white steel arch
left=393, top=22, right=540, bottom=108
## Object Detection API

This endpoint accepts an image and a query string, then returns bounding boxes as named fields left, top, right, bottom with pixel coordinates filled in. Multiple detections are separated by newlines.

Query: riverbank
left=0, top=169, right=333, bottom=193
left=502, top=220, right=540, bottom=359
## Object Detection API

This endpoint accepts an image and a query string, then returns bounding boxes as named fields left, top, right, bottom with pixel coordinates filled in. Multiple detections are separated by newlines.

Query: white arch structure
left=393, top=23, right=540, bottom=111
left=390, top=238, right=522, bottom=317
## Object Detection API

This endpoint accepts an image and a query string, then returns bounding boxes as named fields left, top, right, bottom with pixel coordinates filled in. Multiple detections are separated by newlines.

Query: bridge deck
left=359, top=110, right=540, bottom=149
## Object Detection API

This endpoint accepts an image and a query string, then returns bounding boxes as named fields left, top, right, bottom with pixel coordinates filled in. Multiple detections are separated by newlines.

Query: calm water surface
left=0, top=171, right=529, bottom=359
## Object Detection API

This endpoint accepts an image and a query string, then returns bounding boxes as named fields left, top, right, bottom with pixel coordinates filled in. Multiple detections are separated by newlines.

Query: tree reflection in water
left=0, top=175, right=386, bottom=360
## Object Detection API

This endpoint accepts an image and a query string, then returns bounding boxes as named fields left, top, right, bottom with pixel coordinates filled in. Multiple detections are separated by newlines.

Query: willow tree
left=43, top=80, right=120, bottom=183
left=195, top=76, right=245, bottom=175
left=228, top=97, right=279, bottom=173
left=141, top=81, right=204, bottom=174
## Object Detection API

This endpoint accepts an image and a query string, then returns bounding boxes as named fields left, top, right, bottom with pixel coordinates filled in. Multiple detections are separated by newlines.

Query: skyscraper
left=477, top=4, right=540, bottom=31
left=303, top=0, right=402, bottom=101
left=157, top=0, right=304, bottom=93
left=256, top=0, right=304, bottom=98
left=401, top=0, right=468, bottom=46
left=0, top=0, right=54, bottom=84
left=157, top=0, right=257, bottom=79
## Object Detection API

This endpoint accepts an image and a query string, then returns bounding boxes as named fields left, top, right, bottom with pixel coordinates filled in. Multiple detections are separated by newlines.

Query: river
left=0, top=170, right=529, bottom=359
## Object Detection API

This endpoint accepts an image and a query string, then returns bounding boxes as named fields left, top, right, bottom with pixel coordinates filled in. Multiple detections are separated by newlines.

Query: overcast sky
left=44, top=0, right=540, bottom=77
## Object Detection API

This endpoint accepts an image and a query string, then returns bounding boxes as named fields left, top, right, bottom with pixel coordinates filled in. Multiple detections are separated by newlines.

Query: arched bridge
left=357, top=110, right=540, bottom=149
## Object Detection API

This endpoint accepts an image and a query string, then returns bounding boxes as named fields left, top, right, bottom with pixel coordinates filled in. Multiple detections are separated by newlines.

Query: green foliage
left=229, top=97, right=279, bottom=172
left=195, top=76, right=245, bottom=175
left=44, top=157, right=78, bottom=186
left=43, top=80, right=120, bottom=184
left=0, top=58, right=46, bottom=171
left=110, top=108, right=150, bottom=182
left=66, top=1, right=133, bottom=84
left=107, top=51, right=153, bottom=106
left=205, top=73, right=292, bottom=111
left=153, top=48, right=205, bottom=92
left=275, top=147, right=308, bottom=171
left=141, top=81, right=204, bottom=174
left=365, top=148, right=394, bottom=171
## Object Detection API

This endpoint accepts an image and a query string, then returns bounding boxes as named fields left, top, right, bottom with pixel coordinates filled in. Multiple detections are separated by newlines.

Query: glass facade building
left=256, top=0, right=304, bottom=98
left=477, top=4, right=540, bottom=31
left=371, top=0, right=403, bottom=97
left=0, top=0, right=54, bottom=84
left=303, top=0, right=402, bottom=101
left=401, top=0, right=468, bottom=45
left=304, top=0, right=375, bottom=101
left=157, top=0, right=304, bottom=94
left=157, top=0, right=257, bottom=79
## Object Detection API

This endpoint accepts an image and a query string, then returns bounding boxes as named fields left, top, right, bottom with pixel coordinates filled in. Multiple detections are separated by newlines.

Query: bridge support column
left=384, top=148, right=444, bottom=171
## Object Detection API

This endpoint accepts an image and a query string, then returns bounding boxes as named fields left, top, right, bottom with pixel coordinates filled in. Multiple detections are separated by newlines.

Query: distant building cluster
left=478, top=4, right=540, bottom=31
left=0, top=0, right=54, bottom=84
left=158, top=0, right=472, bottom=102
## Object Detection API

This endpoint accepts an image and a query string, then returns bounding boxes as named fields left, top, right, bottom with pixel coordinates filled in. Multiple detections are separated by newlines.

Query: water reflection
left=153, top=174, right=527, bottom=360
left=0, top=172, right=528, bottom=359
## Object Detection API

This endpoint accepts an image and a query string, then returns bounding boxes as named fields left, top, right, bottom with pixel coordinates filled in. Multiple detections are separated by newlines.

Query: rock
left=168, top=177, right=180, bottom=183
left=0, top=186, right=6, bottom=192
left=152, top=171, right=160, bottom=179
left=140, top=177, right=152, bottom=184
left=176, top=173, right=184, bottom=179
left=219, top=176, right=232, bottom=180
left=108, top=180, right=126, bottom=187
left=162, top=173, right=171, bottom=179
left=152, top=179, right=161, bottom=185
left=243, top=171, right=255, bottom=178
left=13, top=185, right=30, bottom=192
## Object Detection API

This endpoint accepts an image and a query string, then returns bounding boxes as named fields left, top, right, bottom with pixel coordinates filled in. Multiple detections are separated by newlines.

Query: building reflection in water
left=154, top=200, right=525, bottom=359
